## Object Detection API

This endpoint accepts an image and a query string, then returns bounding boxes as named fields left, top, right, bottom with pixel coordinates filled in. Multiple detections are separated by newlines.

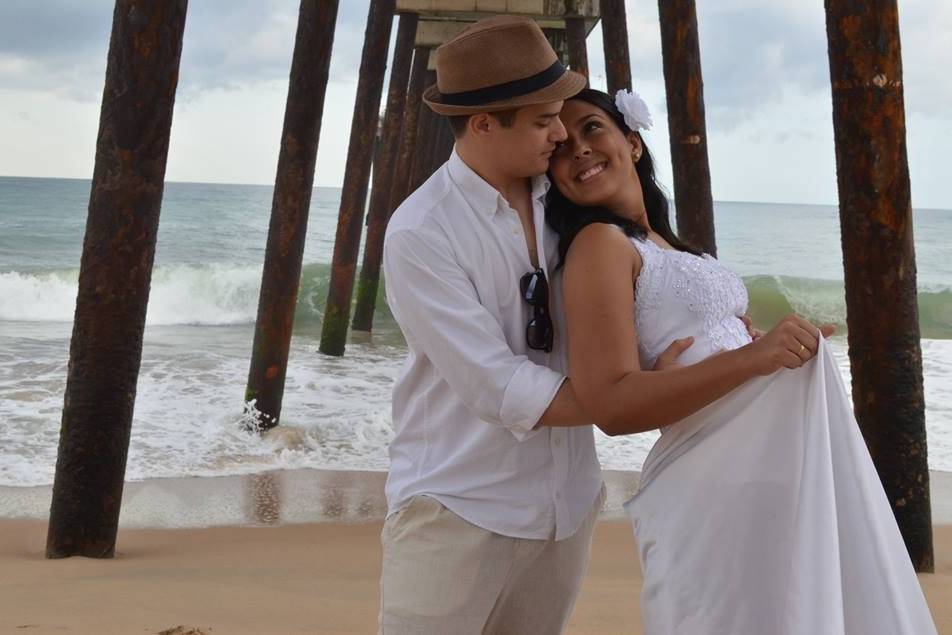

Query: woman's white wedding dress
left=623, top=237, right=937, bottom=634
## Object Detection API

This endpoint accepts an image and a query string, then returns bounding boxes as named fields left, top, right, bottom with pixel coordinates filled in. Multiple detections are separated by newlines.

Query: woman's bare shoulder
left=565, top=223, right=640, bottom=271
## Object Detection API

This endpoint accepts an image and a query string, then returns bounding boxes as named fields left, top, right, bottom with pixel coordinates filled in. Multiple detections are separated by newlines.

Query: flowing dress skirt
left=624, top=338, right=937, bottom=634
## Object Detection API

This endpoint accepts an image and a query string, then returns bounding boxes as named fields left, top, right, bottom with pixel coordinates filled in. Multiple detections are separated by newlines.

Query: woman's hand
left=742, top=314, right=836, bottom=376
left=739, top=314, right=765, bottom=341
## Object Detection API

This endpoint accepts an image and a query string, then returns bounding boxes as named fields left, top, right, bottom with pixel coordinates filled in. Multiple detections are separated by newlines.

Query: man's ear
left=469, top=113, right=494, bottom=138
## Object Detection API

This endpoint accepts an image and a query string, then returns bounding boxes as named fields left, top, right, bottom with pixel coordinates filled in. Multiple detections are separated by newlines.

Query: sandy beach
left=1, top=470, right=950, bottom=634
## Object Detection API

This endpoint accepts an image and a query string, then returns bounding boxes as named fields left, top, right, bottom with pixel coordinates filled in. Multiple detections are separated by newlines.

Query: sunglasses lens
left=533, top=275, right=549, bottom=305
left=520, top=270, right=549, bottom=306
left=520, top=273, right=536, bottom=302
left=521, top=270, right=552, bottom=351
left=526, top=313, right=553, bottom=351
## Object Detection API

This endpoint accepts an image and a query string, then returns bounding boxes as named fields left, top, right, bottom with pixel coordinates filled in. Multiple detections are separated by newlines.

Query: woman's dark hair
left=545, top=88, right=701, bottom=268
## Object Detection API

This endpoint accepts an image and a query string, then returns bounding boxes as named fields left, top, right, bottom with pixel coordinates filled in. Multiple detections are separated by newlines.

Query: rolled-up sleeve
left=384, top=227, right=564, bottom=440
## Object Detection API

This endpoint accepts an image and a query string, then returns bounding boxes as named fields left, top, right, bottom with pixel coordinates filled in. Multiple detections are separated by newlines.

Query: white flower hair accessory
left=614, top=88, right=653, bottom=131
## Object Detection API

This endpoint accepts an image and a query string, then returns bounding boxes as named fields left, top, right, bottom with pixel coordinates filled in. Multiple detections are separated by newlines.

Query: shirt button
left=553, top=436, right=562, bottom=447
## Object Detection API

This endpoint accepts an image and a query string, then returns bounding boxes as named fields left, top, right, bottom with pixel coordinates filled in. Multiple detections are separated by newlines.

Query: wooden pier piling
left=600, top=0, right=632, bottom=94
left=319, top=0, right=396, bottom=356
left=389, top=46, right=430, bottom=212
left=658, top=0, right=716, bottom=256
left=46, top=0, right=188, bottom=559
left=565, top=1, right=589, bottom=79
left=407, top=69, right=440, bottom=193
left=352, top=12, right=419, bottom=332
left=825, top=0, right=932, bottom=571
left=244, top=0, right=339, bottom=429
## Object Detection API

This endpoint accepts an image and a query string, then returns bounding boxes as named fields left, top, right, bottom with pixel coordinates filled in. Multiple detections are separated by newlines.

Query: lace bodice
left=631, top=237, right=751, bottom=369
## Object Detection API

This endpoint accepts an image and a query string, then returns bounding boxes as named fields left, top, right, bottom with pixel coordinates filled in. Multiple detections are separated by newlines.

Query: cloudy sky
left=1, top=0, right=949, bottom=208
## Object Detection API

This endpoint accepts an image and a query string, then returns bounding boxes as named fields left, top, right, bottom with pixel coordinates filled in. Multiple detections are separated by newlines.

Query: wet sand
left=1, top=469, right=949, bottom=634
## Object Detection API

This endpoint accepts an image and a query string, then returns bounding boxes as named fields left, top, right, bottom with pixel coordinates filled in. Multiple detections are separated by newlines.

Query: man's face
left=485, top=102, right=568, bottom=178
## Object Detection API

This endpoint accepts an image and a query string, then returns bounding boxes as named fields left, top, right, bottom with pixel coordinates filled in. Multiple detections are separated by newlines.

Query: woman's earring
left=633, top=150, right=642, bottom=162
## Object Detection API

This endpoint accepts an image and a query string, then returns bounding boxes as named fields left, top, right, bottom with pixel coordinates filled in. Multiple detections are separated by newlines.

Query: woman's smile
left=575, top=161, right=609, bottom=183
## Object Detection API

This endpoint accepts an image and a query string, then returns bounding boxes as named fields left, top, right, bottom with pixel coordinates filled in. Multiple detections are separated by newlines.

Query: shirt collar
left=531, top=173, right=552, bottom=203
left=448, top=149, right=552, bottom=215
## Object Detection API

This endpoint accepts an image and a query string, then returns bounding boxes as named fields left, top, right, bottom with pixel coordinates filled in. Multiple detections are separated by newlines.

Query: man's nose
left=551, top=118, right=568, bottom=143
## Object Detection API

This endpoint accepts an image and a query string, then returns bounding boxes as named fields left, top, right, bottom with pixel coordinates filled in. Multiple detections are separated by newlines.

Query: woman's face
left=548, top=99, right=643, bottom=212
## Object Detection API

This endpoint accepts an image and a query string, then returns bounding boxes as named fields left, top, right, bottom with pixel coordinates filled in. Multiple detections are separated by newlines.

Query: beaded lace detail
left=631, top=237, right=750, bottom=367
left=633, top=238, right=667, bottom=316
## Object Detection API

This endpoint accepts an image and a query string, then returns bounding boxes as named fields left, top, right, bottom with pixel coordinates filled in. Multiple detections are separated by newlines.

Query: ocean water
left=1, top=176, right=950, bottom=486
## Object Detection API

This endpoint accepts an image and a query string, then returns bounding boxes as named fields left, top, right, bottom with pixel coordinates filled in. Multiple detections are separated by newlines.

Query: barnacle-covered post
left=352, top=12, right=419, bottom=332
left=601, top=0, right=631, bottom=93
left=658, top=0, right=716, bottom=256
left=245, top=0, right=339, bottom=428
left=824, top=0, right=932, bottom=571
left=319, top=0, right=396, bottom=356
left=47, top=0, right=188, bottom=559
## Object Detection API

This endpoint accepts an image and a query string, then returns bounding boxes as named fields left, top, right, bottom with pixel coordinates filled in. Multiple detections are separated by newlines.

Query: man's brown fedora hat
left=423, top=15, right=587, bottom=116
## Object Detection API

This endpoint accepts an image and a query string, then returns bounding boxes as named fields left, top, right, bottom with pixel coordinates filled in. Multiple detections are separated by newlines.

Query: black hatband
left=438, top=60, right=566, bottom=106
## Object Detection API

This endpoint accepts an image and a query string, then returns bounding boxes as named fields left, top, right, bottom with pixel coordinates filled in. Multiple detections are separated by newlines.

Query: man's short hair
left=448, top=109, right=519, bottom=138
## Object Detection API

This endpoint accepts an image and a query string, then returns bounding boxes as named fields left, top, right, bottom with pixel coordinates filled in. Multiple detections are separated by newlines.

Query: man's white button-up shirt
left=382, top=149, right=602, bottom=541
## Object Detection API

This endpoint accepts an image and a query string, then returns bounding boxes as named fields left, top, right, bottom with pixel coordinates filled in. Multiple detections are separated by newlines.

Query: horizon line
left=1, top=174, right=950, bottom=212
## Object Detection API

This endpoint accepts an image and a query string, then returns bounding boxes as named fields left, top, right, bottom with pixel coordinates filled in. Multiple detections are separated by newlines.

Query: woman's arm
left=560, top=223, right=828, bottom=436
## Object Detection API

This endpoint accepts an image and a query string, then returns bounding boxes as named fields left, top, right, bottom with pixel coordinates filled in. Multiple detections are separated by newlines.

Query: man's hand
left=652, top=336, right=695, bottom=370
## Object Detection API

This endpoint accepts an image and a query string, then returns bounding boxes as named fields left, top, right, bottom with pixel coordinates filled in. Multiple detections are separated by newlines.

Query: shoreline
left=3, top=467, right=952, bottom=528
left=0, top=468, right=643, bottom=528
left=2, top=469, right=951, bottom=633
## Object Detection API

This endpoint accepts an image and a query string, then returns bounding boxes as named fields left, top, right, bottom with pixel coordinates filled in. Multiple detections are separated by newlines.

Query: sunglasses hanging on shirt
left=520, top=269, right=554, bottom=353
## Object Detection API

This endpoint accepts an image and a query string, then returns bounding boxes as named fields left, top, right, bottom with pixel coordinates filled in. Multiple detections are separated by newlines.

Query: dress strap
left=629, top=235, right=662, bottom=258
left=630, top=236, right=666, bottom=312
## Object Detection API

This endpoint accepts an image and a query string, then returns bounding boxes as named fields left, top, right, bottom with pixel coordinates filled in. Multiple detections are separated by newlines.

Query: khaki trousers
left=379, top=488, right=604, bottom=634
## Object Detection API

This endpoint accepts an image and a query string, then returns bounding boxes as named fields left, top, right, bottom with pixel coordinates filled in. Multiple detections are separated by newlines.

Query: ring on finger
left=798, top=343, right=806, bottom=355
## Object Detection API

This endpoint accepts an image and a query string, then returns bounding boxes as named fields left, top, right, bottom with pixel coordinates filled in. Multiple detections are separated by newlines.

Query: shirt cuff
left=500, top=361, right=567, bottom=442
